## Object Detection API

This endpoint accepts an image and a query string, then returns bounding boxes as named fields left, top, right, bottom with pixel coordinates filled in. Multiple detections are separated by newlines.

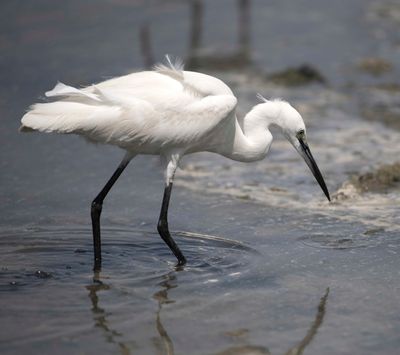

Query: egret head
left=258, top=96, right=330, bottom=201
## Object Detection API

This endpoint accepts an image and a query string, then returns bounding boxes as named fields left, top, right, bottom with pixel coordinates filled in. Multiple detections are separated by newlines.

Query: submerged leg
left=157, top=156, right=186, bottom=266
left=91, top=153, right=133, bottom=269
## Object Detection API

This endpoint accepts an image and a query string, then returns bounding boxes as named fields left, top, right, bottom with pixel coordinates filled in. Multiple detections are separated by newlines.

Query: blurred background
left=1, top=1, right=400, bottom=354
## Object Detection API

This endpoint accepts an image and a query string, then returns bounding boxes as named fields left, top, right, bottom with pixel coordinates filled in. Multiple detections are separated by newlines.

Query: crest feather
left=154, top=54, right=185, bottom=80
left=256, top=94, right=288, bottom=105
left=256, top=93, right=268, bottom=103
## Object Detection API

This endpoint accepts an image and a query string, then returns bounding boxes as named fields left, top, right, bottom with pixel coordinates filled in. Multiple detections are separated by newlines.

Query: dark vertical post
left=139, top=23, right=155, bottom=69
left=187, top=0, right=204, bottom=69
left=238, top=0, right=251, bottom=54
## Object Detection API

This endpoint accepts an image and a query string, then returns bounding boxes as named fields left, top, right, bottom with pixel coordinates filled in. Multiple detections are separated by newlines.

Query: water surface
left=1, top=1, right=400, bottom=354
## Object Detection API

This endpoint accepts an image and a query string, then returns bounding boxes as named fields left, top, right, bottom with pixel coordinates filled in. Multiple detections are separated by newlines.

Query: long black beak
left=298, top=137, right=330, bottom=201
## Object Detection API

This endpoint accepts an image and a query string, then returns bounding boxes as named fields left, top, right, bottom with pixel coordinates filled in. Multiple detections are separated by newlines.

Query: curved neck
left=226, top=105, right=278, bottom=162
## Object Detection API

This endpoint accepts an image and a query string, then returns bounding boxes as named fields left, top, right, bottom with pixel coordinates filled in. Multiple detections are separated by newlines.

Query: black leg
left=91, top=157, right=130, bottom=270
left=157, top=183, right=187, bottom=266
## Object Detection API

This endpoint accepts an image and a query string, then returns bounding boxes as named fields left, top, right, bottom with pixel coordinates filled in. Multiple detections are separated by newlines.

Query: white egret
left=20, top=56, right=330, bottom=268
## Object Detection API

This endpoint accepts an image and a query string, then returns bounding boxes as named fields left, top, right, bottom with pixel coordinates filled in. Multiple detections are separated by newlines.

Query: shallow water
left=1, top=1, right=400, bottom=354
left=2, top=209, right=400, bottom=354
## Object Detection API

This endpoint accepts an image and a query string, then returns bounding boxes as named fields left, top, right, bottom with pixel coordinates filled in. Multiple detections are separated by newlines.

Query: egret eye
left=297, top=129, right=305, bottom=139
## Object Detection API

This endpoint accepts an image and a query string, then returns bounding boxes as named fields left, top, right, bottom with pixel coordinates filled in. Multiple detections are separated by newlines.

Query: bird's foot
left=93, top=257, right=102, bottom=272
left=175, top=255, right=187, bottom=270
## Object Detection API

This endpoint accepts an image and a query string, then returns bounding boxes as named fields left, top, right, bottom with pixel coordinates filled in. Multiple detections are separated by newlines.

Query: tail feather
left=20, top=80, right=124, bottom=135
left=20, top=101, right=121, bottom=135
left=19, top=124, right=36, bottom=132
left=45, top=82, right=101, bottom=101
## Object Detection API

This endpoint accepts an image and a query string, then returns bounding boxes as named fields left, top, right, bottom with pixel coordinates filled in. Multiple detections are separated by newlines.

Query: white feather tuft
left=154, top=54, right=185, bottom=78
left=256, top=94, right=288, bottom=105
left=256, top=93, right=268, bottom=103
left=46, top=82, right=101, bottom=101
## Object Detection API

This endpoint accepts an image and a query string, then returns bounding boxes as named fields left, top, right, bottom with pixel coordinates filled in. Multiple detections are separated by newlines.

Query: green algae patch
left=353, top=162, right=400, bottom=192
left=268, top=64, right=326, bottom=86
left=334, top=162, right=400, bottom=200
left=357, top=57, right=393, bottom=76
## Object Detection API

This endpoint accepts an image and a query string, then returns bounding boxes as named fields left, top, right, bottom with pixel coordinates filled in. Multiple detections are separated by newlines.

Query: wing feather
left=21, top=57, right=238, bottom=152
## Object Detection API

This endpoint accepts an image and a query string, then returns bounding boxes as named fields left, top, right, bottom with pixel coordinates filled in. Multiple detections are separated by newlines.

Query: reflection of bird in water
left=21, top=56, right=329, bottom=267
left=153, top=273, right=178, bottom=355
left=217, top=288, right=330, bottom=355
left=284, top=288, right=330, bottom=355
left=216, top=345, right=271, bottom=355
left=86, top=272, right=132, bottom=355
left=86, top=271, right=178, bottom=355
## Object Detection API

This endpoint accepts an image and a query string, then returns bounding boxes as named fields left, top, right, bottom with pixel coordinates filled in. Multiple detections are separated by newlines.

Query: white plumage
left=21, top=61, right=237, bottom=158
left=20, top=56, right=329, bottom=266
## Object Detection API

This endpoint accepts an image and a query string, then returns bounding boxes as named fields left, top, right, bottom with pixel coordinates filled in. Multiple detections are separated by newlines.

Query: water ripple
left=298, top=230, right=389, bottom=249
left=0, top=225, right=259, bottom=290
